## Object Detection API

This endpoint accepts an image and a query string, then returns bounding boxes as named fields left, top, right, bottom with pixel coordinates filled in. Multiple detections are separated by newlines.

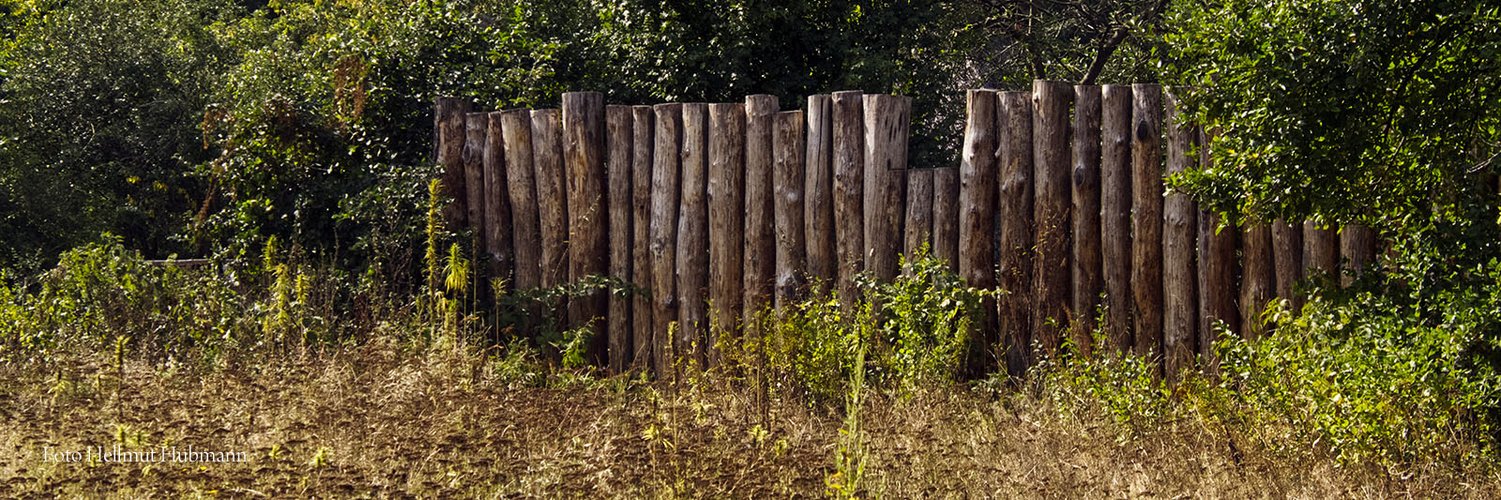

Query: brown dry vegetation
left=3, top=332, right=1498, bottom=498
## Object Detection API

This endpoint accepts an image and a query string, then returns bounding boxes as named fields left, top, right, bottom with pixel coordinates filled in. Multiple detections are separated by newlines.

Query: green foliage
left=750, top=253, right=984, bottom=408
left=1166, top=0, right=1501, bottom=227
left=1217, top=265, right=1501, bottom=465
left=0, top=0, right=240, bottom=272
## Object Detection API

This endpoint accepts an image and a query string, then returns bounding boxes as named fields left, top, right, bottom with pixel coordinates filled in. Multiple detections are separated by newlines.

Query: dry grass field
left=3, top=333, right=1496, bottom=498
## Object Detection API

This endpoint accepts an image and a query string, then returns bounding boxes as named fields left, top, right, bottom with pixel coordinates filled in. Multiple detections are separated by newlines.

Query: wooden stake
left=532, top=109, right=569, bottom=292
left=500, top=110, right=541, bottom=292
left=435, top=98, right=472, bottom=230
left=905, top=168, right=935, bottom=267
left=1032, top=80, right=1073, bottom=357
left=1162, top=89, right=1198, bottom=380
left=1071, top=85, right=1103, bottom=353
left=1340, top=223, right=1376, bottom=287
left=1100, top=85, right=1133, bottom=353
left=708, top=102, right=746, bottom=367
left=832, top=91, right=865, bottom=307
left=563, top=92, right=608, bottom=361
left=774, top=110, right=807, bottom=309
left=803, top=95, right=837, bottom=293
left=1197, top=128, right=1236, bottom=371
left=649, top=103, right=683, bottom=376
left=1272, top=218, right=1303, bottom=312
left=997, top=90, right=1032, bottom=375
left=745, top=95, right=779, bottom=322
left=678, top=103, right=710, bottom=366
left=1130, top=84, right=1163, bottom=363
left=630, top=106, right=655, bottom=370
left=484, top=113, right=514, bottom=298
left=863, top=94, right=910, bottom=283
left=960, top=89, right=999, bottom=372
left=1241, top=224, right=1274, bottom=338
left=606, top=105, right=633, bottom=372
left=933, top=166, right=960, bottom=272
left=1302, top=220, right=1338, bottom=282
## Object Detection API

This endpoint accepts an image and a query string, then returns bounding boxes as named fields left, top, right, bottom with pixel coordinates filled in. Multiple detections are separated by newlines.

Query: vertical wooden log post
left=1272, top=219, right=1304, bottom=312
left=484, top=113, right=514, bottom=300
left=1302, top=221, right=1339, bottom=282
left=959, top=89, right=999, bottom=372
left=905, top=169, right=935, bottom=265
left=933, top=167, right=960, bottom=271
left=1162, top=89, right=1198, bottom=380
left=708, top=103, right=746, bottom=367
left=745, top=95, right=779, bottom=322
left=435, top=98, right=472, bottom=230
left=463, top=113, right=489, bottom=305
left=531, top=109, right=569, bottom=318
left=1241, top=224, right=1274, bottom=338
left=1071, top=84, right=1103, bottom=353
left=678, top=103, right=711, bottom=366
left=563, top=92, right=608, bottom=361
left=630, top=106, right=656, bottom=369
left=649, top=103, right=683, bottom=376
left=501, top=110, right=541, bottom=292
left=863, top=94, right=910, bottom=283
left=501, top=110, right=540, bottom=339
left=1197, top=128, right=1237, bottom=370
left=1100, top=85, right=1134, bottom=353
left=832, top=91, right=866, bottom=307
left=774, top=111, right=807, bottom=309
left=605, top=106, right=634, bottom=372
left=1130, top=84, right=1164, bottom=362
left=997, top=91, right=1033, bottom=375
left=804, top=95, right=837, bottom=293
left=1340, top=223, right=1376, bottom=287
left=1033, top=81, right=1073, bottom=357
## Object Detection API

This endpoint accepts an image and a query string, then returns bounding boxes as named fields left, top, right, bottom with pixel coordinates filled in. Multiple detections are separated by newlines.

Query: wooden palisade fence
left=435, top=83, right=1380, bottom=379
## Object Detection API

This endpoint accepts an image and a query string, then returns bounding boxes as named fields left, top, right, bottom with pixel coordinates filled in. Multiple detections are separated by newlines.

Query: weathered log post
left=1162, top=89, right=1198, bottom=380
left=484, top=113, right=514, bottom=302
left=832, top=91, right=866, bottom=307
left=1272, top=219, right=1304, bottom=312
left=435, top=98, right=472, bottom=230
left=997, top=90, right=1032, bottom=375
left=463, top=112, right=488, bottom=306
left=649, top=103, right=683, bottom=376
left=1100, top=85, right=1134, bottom=353
left=532, top=109, right=569, bottom=298
left=606, top=105, right=634, bottom=372
left=1130, top=84, right=1164, bottom=364
left=960, top=89, right=999, bottom=372
left=1302, top=221, right=1339, bottom=282
left=774, top=111, right=807, bottom=308
left=678, top=103, right=710, bottom=366
left=1241, top=224, right=1275, bottom=339
left=905, top=169, right=934, bottom=267
left=745, top=95, right=779, bottom=323
left=501, top=110, right=541, bottom=292
left=1340, top=223, right=1377, bottom=287
left=708, top=103, right=746, bottom=367
left=500, top=110, right=540, bottom=339
left=863, top=94, right=910, bottom=283
left=563, top=92, right=608, bottom=362
left=630, top=106, right=656, bottom=370
left=1032, top=80, right=1073, bottom=357
left=1071, top=85, right=1103, bottom=353
left=1197, top=128, right=1237, bottom=372
left=933, top=167, right=960, bottom=271
left=804, top=95, right=837, bottom=293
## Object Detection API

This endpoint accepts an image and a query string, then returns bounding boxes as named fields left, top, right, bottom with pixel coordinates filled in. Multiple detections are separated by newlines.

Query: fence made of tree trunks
left=434, top=83, right=1380, bottom=379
